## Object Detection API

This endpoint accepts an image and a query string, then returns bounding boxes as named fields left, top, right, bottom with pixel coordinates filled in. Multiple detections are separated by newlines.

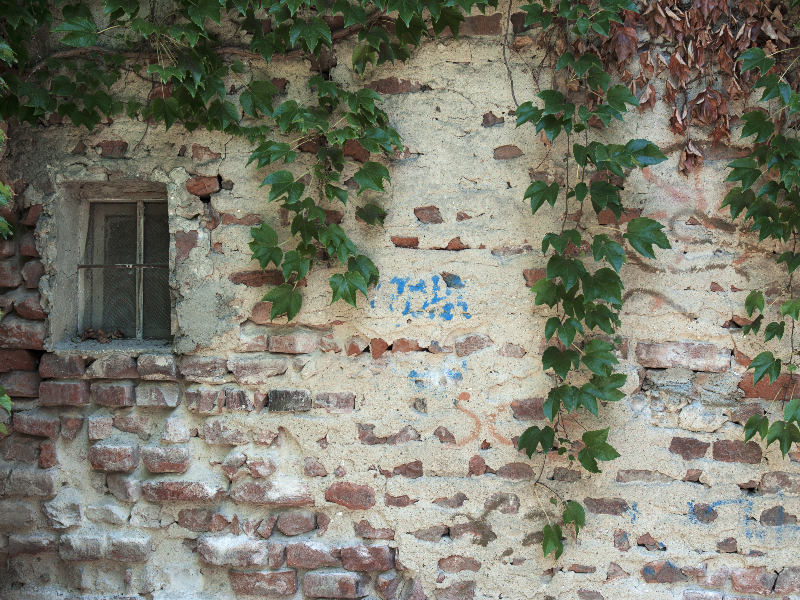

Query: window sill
left=52, top=338, right=173, bottom=357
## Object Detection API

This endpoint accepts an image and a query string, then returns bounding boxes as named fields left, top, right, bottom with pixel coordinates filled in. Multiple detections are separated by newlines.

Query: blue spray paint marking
left=408, top=364, right=464, bottom=388
left=629, top=502, right=638, bottom=524
left=687, top=498, right=760, bottom=540
left=378, top=274, right=470, bottom=322
left=441, top=273, right=464, bottom=288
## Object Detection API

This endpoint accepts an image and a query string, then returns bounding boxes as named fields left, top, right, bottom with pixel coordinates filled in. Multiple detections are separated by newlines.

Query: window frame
left=78, top=197, right=170, bottom=340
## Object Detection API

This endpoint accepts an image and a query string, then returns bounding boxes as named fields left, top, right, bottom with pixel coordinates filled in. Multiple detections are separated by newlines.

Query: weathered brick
left=286, top=542, right=342, bottom=568
left=92, top=381, right=136, bottom=407
left=0, top=349, right=38, bottom=372
left=177, top=508, right=215, bottom=531
left=230, top=480, right=313, bottom=506
left=436, top=581, right=475, bottom=600
left=455, top=334, right=493, bottom=356
left=669, top=437, right=709, bottom=460
left=228, top=355, right=288, bottom=385
left=731, top=567, right=777, bottom=595
left=8, top=468, right=57, bottom=496
left=493, top=145, right=523, bottom=160
left=277, top=511, right=316, bottom=536
left=137, top=354, right=178, bottom=380
left=712, top=440, right=761, bottom=464
left=269, top=389, right=312, bottom=412
left=19, top=231, right=38, bottom=257
left=635, top=342, right=730, bottom=372
left=85, top=354, right=138, bottom=379
left=39, top=354, right=83, bottom=377
left=185, top=385, right=224, bottom=414
left=142, top=480, right=222, bottom=503
left=0, top=315, right=45, bottom=349
left=186, top=176, right=221, bottom=197
left=368, top=77, right=421, bottom=94
left=229, top=570, right=297, bottom=596
left=269, top=332, right=318, bottom=354
left=354, top=519, right=394, bottom=539
left=198, top=533, right=270, bottom=566
left=760, top=505, right=796, bottom=526
left=326, top=482, right=376, bottom=509
left=738, top=372, right=799, bottom=399
left=136, top=382, right=180, bottom=408
left=450, top=522, right=496, bottom=543
left=142, top=446, right=191, bottom=473
left=9, top=533, right=57, bottom=556
left=314, top=391, right=355, bottom=413
left=413, top=525, right=449, bottom=542
left=496, top=463, right=532, bottom=480
left=89, top=443, right=139, bottom=472
left=642, top=560, right=687, bottom=583
left=180, top=356, right=229, bottom=383
left=434, top=426, right=456, bottom=443
left=13, top=411, right=59, bottom=438
left=97, top=139, right=128, bottom=158
left=683, top=591, right=723, bottom=600
left=0, top=259, right=22, bottom=287
left=341, top=544, right=394, bottom=571
left=1, top=370, right=40, bottom=396
left=14, top=294, right=45, bottom=320
left=21, top=204, right=42, bottom=227
left=775, top=566, right=800, bottom=594
left=498, top=343, right=526, bottom=358
left=60, top=415, right=84, bottom=440
left=303, top=572, right=369, bottom=598
left=59, top=533, right=105, bottom=560
left=377, top=574, right=401, bottom=600
left=107, top=533, right=152, bottom=562
left=484, top=492, right=520, bottom=514
left=21, top=260, right=44, bottom=289
left=88, top=416, right=113, bottom=441
left=0, top=501, right=37, bottom=529
left=107, top=473, right=142, bottom=503
left=760, top=471, right=800, bottom=494
left=584, top=497, right=629, bottom=516
left=204, top=420, right=250, bottom=445
left=616, top=470, right=672, bottom=484
left=39, top=380, right=90, bottom=406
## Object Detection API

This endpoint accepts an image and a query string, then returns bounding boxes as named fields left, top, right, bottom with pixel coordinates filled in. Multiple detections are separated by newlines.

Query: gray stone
left=42, top=487, right=82, bottom=529
left=269, top=389, right=312, bottom=412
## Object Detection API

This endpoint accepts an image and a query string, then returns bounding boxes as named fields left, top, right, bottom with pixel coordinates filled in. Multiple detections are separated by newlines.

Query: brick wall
left=0, top=5, right=799, bottom=600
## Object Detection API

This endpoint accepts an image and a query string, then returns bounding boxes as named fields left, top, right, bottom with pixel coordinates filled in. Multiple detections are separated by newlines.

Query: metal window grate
left=81, top=200, right=171, bottom=339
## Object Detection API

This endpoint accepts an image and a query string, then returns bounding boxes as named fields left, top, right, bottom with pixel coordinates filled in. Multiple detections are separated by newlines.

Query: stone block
left=137, top=354, right=178, bottom=380
left=59, top=533, right=105, bottom=560
left=9, top=533, right=57, bottom=556
left=179, top=356, right=229, bottom=383
left=0, top=501, right=36, bottom=529
left=107, top=533, right=152, bottom=562
left=268, top=389, right=312, bottom=412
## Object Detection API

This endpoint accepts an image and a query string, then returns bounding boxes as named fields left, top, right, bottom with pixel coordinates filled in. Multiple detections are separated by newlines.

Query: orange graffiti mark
left=485, top=401, right=514, bottom=446
left=454, top=400, right=481, bottom=447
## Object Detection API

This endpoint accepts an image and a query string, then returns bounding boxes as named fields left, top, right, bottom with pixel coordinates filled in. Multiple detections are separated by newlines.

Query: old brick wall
left=0, top=3, right=798, bottom=600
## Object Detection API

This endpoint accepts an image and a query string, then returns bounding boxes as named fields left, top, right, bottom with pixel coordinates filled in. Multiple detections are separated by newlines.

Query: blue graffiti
left=380, top=274, right=470, bottom=322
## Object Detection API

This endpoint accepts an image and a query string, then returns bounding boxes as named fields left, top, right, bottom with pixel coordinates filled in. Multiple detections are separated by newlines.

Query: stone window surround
left=43, top=179, right=177, bottom=355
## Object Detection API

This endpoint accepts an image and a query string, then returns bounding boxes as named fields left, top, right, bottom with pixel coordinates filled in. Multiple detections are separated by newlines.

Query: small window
left=80, top=199, right=170, bottom=339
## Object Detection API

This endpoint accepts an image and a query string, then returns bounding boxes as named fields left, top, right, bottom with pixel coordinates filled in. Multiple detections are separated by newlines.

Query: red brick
left=248, top=458, right=277, bottom=478
left=775, top=567, right=800, bottom=594
left=367, top=77, right=421, bottom=94
left=315, top=392, right=356, bottom=414
left=498, top=343, right=526, bottom=358
left=442, top=236, right=469, bottom=251
left=415, top=206, right=443, bottom=224
left=511, top=398, right=545, bottom=420
left=286, top=542, right=342, bottom=568
left=584, top=497, right=629, bottom=516
left=21, top=260, right=44, bottom=289
left=204, top=420, right=250, bottom=445
left=635, top=342, right=730, bottom=372
left=496, top=463, right=532, bottom=480
left=107, top=473, right=142, bottom=503
left=92, top=381, right=136, bottom=407
left=439, top=556, right=481, bottom=572
left=738, top=372, right=799, bottom=399
left=269, top=332, right=318, bottom=354
left=319, top=334, right=342, bottom=352
left=39, top=380, right=90, bottom=406
left=731, top=568, right=777, bottom=595
left=669, top=437, right=710, bottom=460
left=8, top=468, right=57, bottom=496
left=230, top=480, right=313, bottom=506
left=468, top=455, right=486, bottom=476
left=142, top=446, right=191, bottom=473
left=393, top=338, right=421, bottom=353
left=434, top=426, right=456, bottom=443
left=303, top=572, right=369, bottom=598
left=386, top=493, right=417, bottom=507
left=462, top=13, right=502, bottom=35
left=0, top=315, right=44, bottom=349
left=60, top=415, right=84, bottom=440
left=597, top=207, right=642, bottom=225
left=377, top=574, right=401, bottom=600
left=142, top=481, right=222, bottom=503
left=642, top=560, right=687, bottom=583
left=113, top=414, right=151, bottom=438
left=97, top=140, right=128, bottom=158
left=0, top=238, right=16, bottom=258
left=38, top=441, right=58, bottom=468
left=343, top=139, right=370, bottom=162
left=13, top=411, right=59, bottom=438
left=137, top=354, right=178, bottom=380
left=88, top=443, right=139, bottom=472
left=221, top=212, right=261, bottom=225
left=354, top=519, right=394, bottom=540
left=0, top=500, right=37, bottom=529
left=494, top=145, right=523, bottom=160
left=0, top=370, right=40, bottom=396
left=15, top=295, right=44, bottom=320
left=712, top=440, right=761, bottom=464
left=88, top=416, right=113, bottom=440
left=20, top=205, right=42, bottom=227
left=371, top=338, right=390, bottom=358
left=86, top=354, right=138, bottom=379
left=228, top=355, right=288, bottom=385
left=19, top=231, right=38, bottom=257
left=5, top=439, right=38, bottom=463
left=760, top=471, right=800, bottom=494
left=136, top=382, right=180, bottom=408
left=391, top=236, right=419, bottom=249
left=8, top=533, right=57, bottom=556
left=455, top=334, right=493, bottom=356
left=277, top=511, right=316, bottom=536
left=341, top=544, right=394, bottom=571
left=59, top=532, right=105, bottom=560
left=304, top=457, right=328, bottom=477
left=179, top=356, right=229, bottom=383
left=39, top=354, right=84, bottom=378
left=436, top=581, right=475, bottom=600
left=107, top=533, right=152, bottom=562
left=229, top=571, right=297, bottom=596
left=325, top=482, right=375, bottom=509
left=0, top=260, right=22, bottom=288
left=0, top=350, right=38, bottom=372
left=178, top=508, right=215, bottom=531
left=484, top=492, right=519, bottom=514
left=186, top=176, right=220, bottom=197
left=392, top=460, right=423, bottom=478
left=346, top=335, right=369, bottom=357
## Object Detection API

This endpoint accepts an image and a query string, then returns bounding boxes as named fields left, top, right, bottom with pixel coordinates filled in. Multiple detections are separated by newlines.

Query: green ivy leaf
left=785, top=398, right=800, bottom=424
left=348, top=255, right=379, bottom=286
left=431, top=6, right=464, bottom=38
left=624, top=139, right=668, bottom=166
left=355, top=203, right=387, bottom=225
left=582, top=373, right=626, bottom=403
left=623, top=217, right=670, bottom=259
left=740, top=111, right=775, bottom=144
left=738, top=47, right=776, bottom=75
left=289, top=17, right=332, bottom=54
left=54, top=3, right=98, bottom=47
left=531, top=278, right=564, bottom=307
left=262, top=170, right=305, bottom=203
left=745, top=289, right=765, bottom=317
left=248, top=223, right=283, bottom=269
left=562, top=501, right=585, bottom=536
left=240, top=80, right=278, bottom=118
left=546, top=254, right=586, bottom=292
left=744, top=414, right=769, bottom=442
left=281, top=250, right=311, bottom=281
left=333, top=0, right=367, bottom=26
left=525, top=181, right=559, bottom=215
left=542, top=229, right=580, bottom=255
left=542, top=346, right=580, bottom=380
left=330, top=270, right=368, bottom=307
left=518, top=425, right=555, bottom=457
left=542, top=524, right=563, bottom=559
left=520, top=3, right=553, bottom=28
left=765, top=420, right=800, bottom=457
left=263, top=283, right=303, bottom=321
left=750, top=351, right=782, bottom=385
left=581, top=268, right=622, bottom=306
left=591, top=234, right=626, bottom=272
left=581, top=338, right=618, bottom=376
left=354, top=162, right=390, bottom=194
left=605, top=84, right=639, bottom=112
left=764, top=321, right=785, bottom=342
left=725, top=159, right=762, bottom=191
left=781, top=298, right=800, bottom=320
left=187, top=0, right=223, bottom=26
left=777, top=252, right=800, bottom=275
left=515, top=101, right=543, bottom=127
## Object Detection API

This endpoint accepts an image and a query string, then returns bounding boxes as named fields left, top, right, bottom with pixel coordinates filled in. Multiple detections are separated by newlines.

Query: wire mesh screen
left=143, top=202, right=170, bottom=339
left=82, top=201, right=170, bottom=339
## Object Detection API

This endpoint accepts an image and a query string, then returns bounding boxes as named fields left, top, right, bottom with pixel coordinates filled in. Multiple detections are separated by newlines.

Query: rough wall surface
left=0, top=5, right=798, bottom=600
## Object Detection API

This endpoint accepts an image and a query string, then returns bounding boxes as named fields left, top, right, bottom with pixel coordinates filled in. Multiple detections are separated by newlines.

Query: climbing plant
left=0, top=0, right=799, bottom=561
